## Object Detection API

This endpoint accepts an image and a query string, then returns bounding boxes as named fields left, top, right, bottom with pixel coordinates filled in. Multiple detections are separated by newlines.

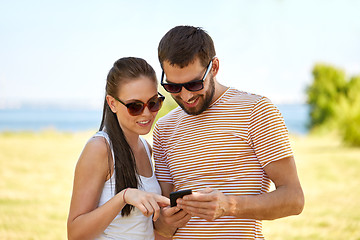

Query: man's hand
left=154, top=205, right=192, bottom=237
left=177, top=157, right=304, bottom=221
left=177, top=188, right=230, bottom=221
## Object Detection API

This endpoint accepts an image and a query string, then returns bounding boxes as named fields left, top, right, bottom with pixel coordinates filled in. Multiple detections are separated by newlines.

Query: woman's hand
left=122, top=188, right=170, bottom=221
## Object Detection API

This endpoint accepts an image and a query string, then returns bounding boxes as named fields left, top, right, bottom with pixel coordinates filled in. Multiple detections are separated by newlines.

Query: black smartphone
left=170, top=189, right=192, bottom=207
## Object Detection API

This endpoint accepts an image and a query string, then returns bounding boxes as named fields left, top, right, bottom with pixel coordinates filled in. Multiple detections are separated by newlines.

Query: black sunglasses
left=161, top=60, right=213, bottom=93
left=113, top=93, right=165, bottom=116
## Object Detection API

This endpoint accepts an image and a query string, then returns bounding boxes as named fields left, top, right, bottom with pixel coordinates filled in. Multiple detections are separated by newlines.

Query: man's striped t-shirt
left=153, top=87, right=293, bottom=239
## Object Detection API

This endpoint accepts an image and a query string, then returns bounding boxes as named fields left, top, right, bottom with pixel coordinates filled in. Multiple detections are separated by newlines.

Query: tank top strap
left=93, top=131, right=115, bottom=165
left=139, top=137, right=153, bottom=169
left=93, top=132, right=152, bottom=170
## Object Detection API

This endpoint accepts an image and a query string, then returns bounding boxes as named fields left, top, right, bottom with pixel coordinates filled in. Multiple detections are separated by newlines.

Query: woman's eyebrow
left=124, top=93, right=158, bottom=102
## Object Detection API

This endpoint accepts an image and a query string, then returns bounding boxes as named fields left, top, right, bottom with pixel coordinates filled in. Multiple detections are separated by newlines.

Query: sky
left=1, top=0, right=359, bottom=109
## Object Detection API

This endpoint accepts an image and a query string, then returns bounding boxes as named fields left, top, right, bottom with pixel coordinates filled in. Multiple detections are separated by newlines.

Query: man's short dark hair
left=158, top=25, right=216, bottom=68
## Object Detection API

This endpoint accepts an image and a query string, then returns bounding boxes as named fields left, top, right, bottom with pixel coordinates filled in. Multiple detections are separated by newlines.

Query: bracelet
left=123, top=188, right=129, bottom=204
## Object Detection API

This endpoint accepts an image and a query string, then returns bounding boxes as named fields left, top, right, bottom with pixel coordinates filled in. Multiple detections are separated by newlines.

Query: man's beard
left=173, top=76, right=215, bottom=115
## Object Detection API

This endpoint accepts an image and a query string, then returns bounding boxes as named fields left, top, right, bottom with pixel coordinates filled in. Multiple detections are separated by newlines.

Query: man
left=153, top=25, right=304, bottom=239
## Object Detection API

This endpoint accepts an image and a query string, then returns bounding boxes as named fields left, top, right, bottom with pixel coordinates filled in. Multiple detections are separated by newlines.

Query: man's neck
left=211, top=81, right=229, bottom=104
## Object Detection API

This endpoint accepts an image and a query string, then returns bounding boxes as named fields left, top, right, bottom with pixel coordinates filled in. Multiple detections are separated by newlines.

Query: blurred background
left=1, top=0, right=359, bottom=239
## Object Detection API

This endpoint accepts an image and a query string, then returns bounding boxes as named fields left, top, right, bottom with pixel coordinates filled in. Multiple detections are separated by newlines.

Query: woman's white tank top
left=94, top=131, right=161, bottom=240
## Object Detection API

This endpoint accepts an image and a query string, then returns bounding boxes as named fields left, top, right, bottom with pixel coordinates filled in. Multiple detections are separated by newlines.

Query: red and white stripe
left=153, top=88, right=293, bottom=239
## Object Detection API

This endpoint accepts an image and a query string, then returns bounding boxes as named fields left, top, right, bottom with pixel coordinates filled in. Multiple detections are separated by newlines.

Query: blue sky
left=1, top=0, right=359, bottom=109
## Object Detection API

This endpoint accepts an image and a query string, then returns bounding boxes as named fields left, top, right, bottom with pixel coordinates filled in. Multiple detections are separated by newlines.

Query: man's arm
left=177, top=156, right=304, bottom=221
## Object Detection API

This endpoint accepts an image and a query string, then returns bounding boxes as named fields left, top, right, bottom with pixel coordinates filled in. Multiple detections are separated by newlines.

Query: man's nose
left=179, top=88, right=196, bottom=102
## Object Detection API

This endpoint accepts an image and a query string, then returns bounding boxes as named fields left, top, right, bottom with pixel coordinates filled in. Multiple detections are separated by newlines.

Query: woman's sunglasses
left=113, top=93, right=165, bottom=116
left=161, top=60, right=213, bottom=93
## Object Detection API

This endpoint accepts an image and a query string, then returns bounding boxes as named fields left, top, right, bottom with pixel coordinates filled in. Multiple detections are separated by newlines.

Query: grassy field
left=0, top=131, right=359, bottom=239
left=263, top=134, right=360, bottom=239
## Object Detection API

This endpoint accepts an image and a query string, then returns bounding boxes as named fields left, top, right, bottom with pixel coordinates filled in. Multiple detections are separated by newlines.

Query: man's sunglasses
left=113, top=93, right=165, bottom=116
left=161, top=59, right=213, bottom=93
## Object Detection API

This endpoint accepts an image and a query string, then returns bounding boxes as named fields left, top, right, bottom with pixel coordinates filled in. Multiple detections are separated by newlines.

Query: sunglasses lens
left=148, top=97, right=164, bottom=112
left=127, top=102, right=144, bottom=116
left=163, top=84, right=181, bottom=93
left=184, top=81, right=204, bottom=91
left=163, top=81, right=203, bottom=93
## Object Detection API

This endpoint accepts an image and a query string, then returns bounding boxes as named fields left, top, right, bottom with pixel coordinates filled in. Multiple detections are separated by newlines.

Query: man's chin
left=184, top=108, right=202, bottom=115
left=179, top=104, right=205, bottom=115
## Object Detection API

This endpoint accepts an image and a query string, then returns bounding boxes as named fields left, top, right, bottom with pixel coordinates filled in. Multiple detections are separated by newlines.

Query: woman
left=67, top=57, right=170, bottom=240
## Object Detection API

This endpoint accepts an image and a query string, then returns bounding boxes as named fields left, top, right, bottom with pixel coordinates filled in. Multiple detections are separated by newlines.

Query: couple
left=67, top=25, right=304, bottom=240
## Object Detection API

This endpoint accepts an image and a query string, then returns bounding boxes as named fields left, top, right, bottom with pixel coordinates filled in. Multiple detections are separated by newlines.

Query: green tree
left=306, top=64, right=347, bottom=129
left=307, top=64, right=360, bottom=146
left=336, top=76, right=360, bottom=146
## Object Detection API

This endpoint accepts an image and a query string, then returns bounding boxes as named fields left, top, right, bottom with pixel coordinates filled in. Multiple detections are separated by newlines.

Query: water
left=0, top=108, right=102, bottom=132
left=0, top=104, right=309, bottom=134
left=276, top=103, right=309, bottom=135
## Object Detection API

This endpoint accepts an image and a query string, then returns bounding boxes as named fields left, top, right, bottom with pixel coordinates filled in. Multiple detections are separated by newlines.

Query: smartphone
left=170, top=189, right=192, bottom=207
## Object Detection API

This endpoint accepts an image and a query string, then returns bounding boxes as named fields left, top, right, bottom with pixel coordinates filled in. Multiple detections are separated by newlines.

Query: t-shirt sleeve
left=248, top=97, right=293, bottom=167
left=153, top=122, right=173, bottom=184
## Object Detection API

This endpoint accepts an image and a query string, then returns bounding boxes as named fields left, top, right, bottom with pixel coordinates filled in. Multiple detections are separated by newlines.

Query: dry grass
left=0, top=131, right=359, bottom=239
left=0, top=131, right=92, bottom=240
left=263, top=134, right=360, bottom=239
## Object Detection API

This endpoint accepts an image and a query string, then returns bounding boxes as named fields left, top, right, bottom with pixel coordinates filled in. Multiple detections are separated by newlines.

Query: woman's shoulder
left=75, top=134, right=111, bottom=176
left=86, top=135, right=109, bottom=154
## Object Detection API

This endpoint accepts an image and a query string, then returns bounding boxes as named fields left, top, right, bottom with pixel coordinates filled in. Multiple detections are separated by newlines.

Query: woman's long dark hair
left=99, top=57, right=157, bottom=216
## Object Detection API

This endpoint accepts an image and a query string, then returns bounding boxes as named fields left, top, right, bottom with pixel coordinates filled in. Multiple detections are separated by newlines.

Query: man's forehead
left=162, top=60, right=204, bottom=84
left=163, top=57, right=203, bottom=70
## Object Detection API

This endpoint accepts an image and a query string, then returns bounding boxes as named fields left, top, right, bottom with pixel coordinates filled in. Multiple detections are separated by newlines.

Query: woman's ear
left=106, top=95, right=117, bottom=113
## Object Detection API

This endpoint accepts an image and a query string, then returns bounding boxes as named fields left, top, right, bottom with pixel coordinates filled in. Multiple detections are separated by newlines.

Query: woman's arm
left=67, top=137, right=126, bottom=240
left=67, top=137, right=170, bottom=240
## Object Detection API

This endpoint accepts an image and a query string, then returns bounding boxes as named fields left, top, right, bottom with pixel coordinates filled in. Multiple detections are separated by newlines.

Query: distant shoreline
left=0, top=103, right=309, bottom=135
